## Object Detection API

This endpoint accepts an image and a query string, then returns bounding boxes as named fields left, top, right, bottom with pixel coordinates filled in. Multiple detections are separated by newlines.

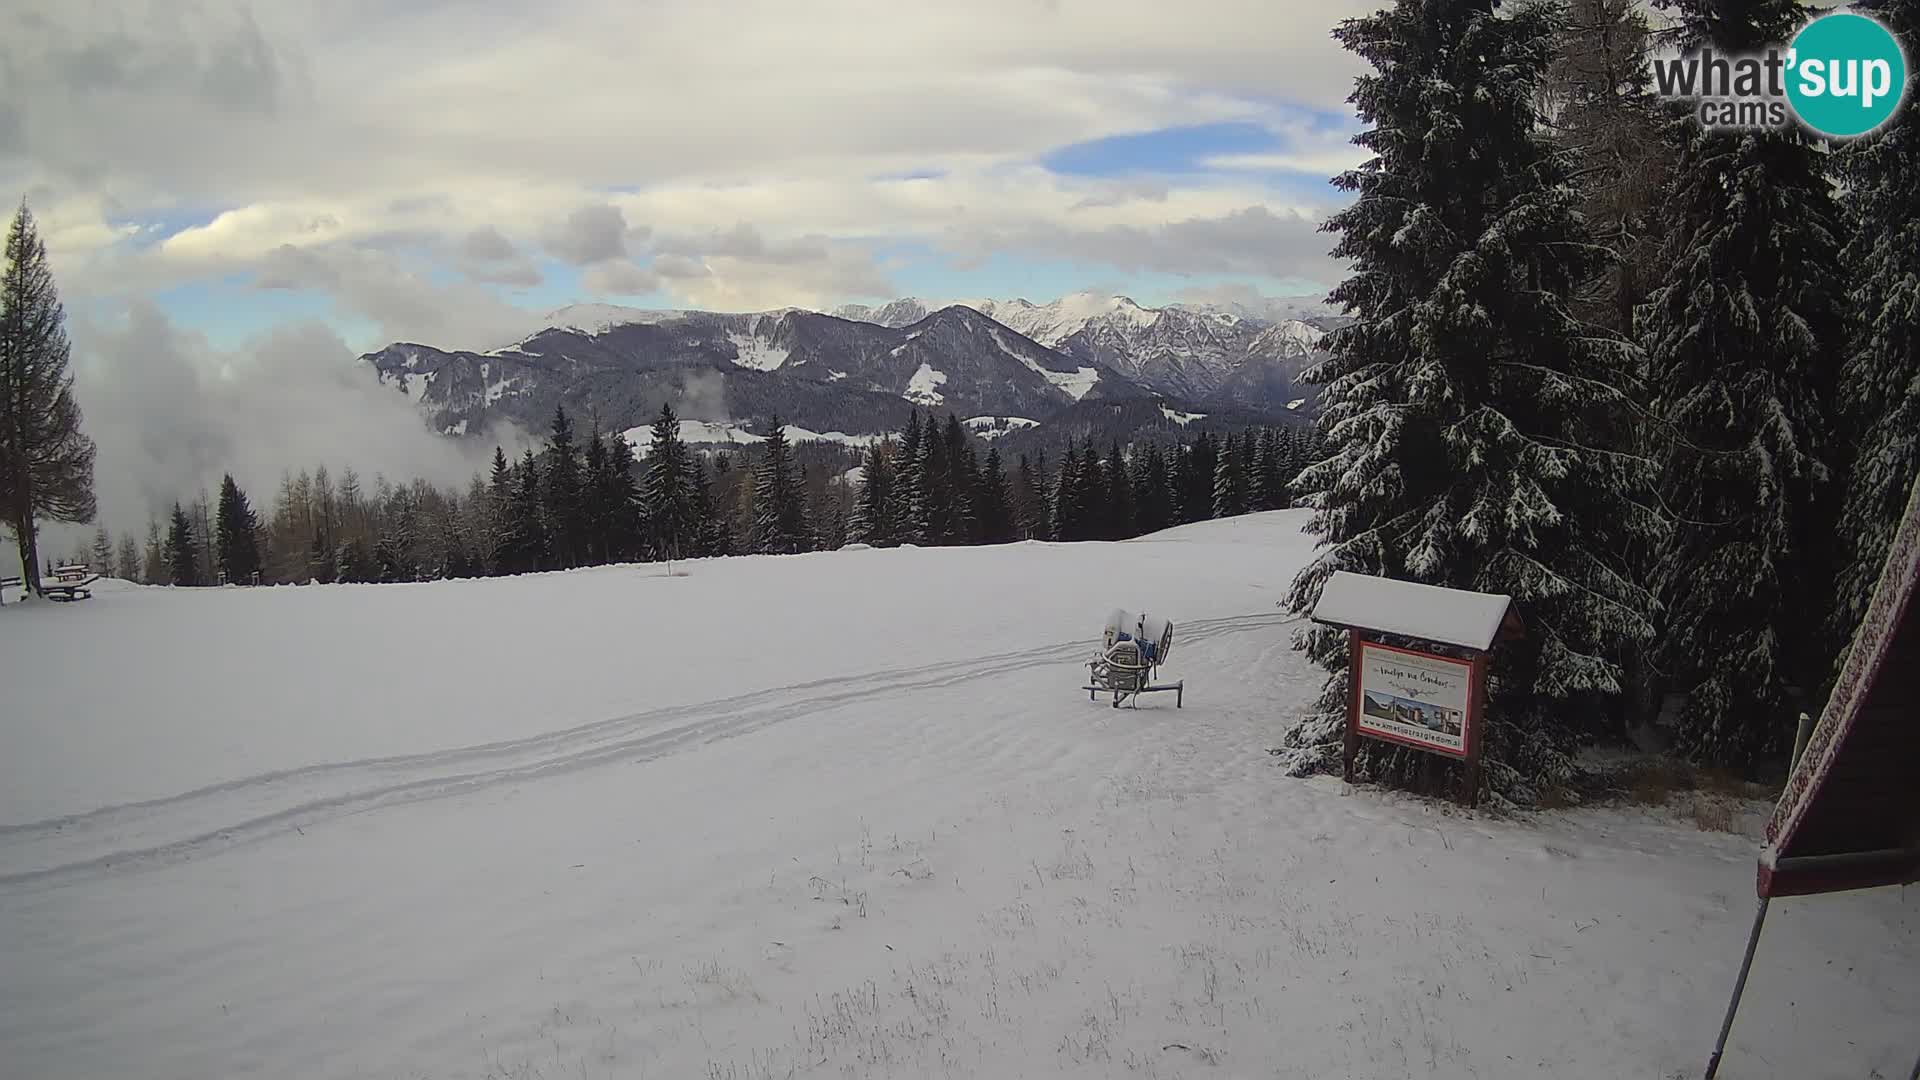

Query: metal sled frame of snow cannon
left=1083, top=609, right=1183, bottom=709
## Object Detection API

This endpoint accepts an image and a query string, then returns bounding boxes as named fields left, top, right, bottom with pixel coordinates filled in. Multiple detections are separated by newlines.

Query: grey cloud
left=251, top=243, right=533, bottom=350
left=582, top=260, right=660, bottom=296
left=944, top=206, right=1344, bottom=285
left=651, top=253, right=709, bottom=280
left=542, top=203, right=635, bottom=265
left=460, top=225, right=517, bottom=262
left=653, top=224, right=833, bottom=266
left=467, top=259, right=542, bottom=287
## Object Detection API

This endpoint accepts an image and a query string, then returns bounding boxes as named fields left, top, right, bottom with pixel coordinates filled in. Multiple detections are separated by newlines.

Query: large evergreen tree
left=1280, top=0, right=1662, bottom=804
left=543, top=405, right=584, bottom=567
left=1213, top=431, right=1250, bottom=519
left=751, top=415, right=810, bottom=554
left=90, top=525, right=112, bottom=572
left=1639, top=0, right=1849, bottom=767
left=167, top=502, right=200, bottom=586
left=976, top=448, right=1015, bottom=544
left=215, top=473, right=262, bottom=584
left=889, top=411, right=925, bottom=544
left=1132, top=442, right=1174, bottom=535
left=1828, top=0, right=1920, bottom=661
left=644, top=402, right=697, bottom=562
left=0, top=202, right=97, bottom=596
left=1011, top=453, right=1042, bottom=540
left=1105, top=439, right=1135, bottom=539
left=848, top=438, right=896, bottom=546
left=511, top=447, right=546, bottom=572
left=143, top=518, right=165, bottom=584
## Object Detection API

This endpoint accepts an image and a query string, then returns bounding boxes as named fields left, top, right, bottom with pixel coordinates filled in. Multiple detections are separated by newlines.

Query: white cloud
left=47, top=300, right=532, bottom=555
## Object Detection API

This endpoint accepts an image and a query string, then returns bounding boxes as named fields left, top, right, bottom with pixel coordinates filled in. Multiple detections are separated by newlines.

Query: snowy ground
left=2, top=511, right=1914, bottom=1080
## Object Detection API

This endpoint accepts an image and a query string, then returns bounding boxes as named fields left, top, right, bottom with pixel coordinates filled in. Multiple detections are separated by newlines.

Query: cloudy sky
left=3, top=0, right=1374, bottom=560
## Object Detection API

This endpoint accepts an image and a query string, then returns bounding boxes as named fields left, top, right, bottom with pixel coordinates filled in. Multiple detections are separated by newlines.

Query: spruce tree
left=1011, top=453, right=1041, bottom=540
left=1105, top=440, right=1135, bottom=539
left=548, top=405, right=588, bottom=567
left=941, top=415, right=976, bottom=544
left=644, top=402, right=697, bottom=562
left=1183, top=434, right=1218, bottom=523
left=90, top=525, right=111, bottom=572
left=512, top=447, right=546, bottom=572
left=1280, top=0, right=1662, bottom=803
left=1213, top=431, right=1249, bottom=519
left=1250, top=429, right=1276, bottom=512
left=167, top=503, right=199, bottom=586
left=751, top=415, right=810, bottom=553
left=1133, top=442, right=1174, bottom=535
left=1828, top=0, right=1920, bottom=659
left=1640, top=0, right=1849, bottom=766
left=848, top=439, right=896, bottom=546
left=1, top=202, right=97, bottom=595
left=1076, top=438, right=1107, bottom=540
left=976, top=447, right=1015, bottom=544
left=582, top=421, right=612, bottom=564
left=1052, top=445, right=1084, bottom=541
left=215, top=473, right=262, bottom=584
left=1031, top=450, right=1053, bottom=540
left=889, top=411, right=925, bottom=544
left=910, top=420, right=948, bottom=545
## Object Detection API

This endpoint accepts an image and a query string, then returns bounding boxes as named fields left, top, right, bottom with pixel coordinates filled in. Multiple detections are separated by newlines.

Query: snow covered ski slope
left=1, top=511, right=1914, bottom=1079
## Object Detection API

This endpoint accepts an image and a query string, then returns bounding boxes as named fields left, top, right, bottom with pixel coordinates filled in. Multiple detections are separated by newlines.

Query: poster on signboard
left=1355, top=642, right=1473, bottom=757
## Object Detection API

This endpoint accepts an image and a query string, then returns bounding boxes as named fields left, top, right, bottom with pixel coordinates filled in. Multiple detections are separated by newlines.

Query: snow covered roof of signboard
left=1308, top=570, right=1518, bottom=652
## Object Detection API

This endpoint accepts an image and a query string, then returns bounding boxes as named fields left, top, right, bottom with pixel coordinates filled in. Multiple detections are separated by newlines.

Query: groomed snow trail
left=2, top=513, right=1915, bottom=1080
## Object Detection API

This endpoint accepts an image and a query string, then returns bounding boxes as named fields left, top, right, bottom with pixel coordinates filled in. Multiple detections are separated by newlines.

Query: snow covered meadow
left=1, top=511, right=1914, bottom=1079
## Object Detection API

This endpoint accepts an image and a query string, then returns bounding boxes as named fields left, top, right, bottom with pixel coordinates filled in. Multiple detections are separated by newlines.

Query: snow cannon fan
left=1085, top=609, right=1183, bottom=709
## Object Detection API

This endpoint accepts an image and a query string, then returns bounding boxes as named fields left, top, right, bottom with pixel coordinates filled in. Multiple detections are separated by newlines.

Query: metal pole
left=1791, top=711, right=1816, bottom=773
left=1703, top=896, right=1772, bottom=1079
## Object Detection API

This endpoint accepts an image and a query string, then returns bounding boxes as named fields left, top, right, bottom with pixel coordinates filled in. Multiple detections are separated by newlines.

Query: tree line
left=83, top=405, right=1321, bottom=587
left=1271, top=0, right=1920, bottom=804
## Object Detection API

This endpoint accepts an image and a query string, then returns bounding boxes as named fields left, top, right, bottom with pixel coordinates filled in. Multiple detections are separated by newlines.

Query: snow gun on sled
left=1083, top=609, right=1183, bottom=709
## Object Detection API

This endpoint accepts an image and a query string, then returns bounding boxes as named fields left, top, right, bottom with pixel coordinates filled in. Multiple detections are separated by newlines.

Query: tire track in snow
left=0, top=612, right=1302, bottom=890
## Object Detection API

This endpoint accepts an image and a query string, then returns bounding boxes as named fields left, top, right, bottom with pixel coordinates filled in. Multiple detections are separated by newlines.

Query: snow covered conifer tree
left=751, top=415, right=810, bottom=554
left=1828, top=0, right=1920, bottom=661
left=215, top=473, right=261, bottom=584
left=1105, top=439, right=1135, bottom=539
left=976, top=447, right=1014, bottom=544
left=543, top=405, right=584, bottom=568
left=1640, top=0, right=1849, bottom=766
left=848, top=439, right=895, bottom=546
left=167, top=502, right=200, bottom=586
left=644, top=402, right=697, bottom=563
left=1051, top=446, right=1082, bottom=541
left=1281, top=0, right=1662, bottom=803
left=1213, top=431, right=1249, bottom=519
left=1132, top=442, right=1173, bottom=535
left=889, top=411, right=924, bottom=545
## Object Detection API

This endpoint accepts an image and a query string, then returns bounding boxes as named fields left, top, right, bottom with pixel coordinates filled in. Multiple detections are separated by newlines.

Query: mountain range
left=360, top=292, right=1344, bottom=452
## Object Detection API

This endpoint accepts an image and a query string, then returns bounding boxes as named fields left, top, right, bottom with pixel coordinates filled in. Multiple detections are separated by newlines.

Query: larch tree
left=0, top=202, right=97, bottom=596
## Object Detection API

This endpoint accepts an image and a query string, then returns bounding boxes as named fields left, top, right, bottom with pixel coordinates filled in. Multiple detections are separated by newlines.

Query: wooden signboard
left=1311, top=571, right=1518, bottom=808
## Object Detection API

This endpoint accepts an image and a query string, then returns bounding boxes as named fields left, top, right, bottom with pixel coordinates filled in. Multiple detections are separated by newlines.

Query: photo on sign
left=1355, top=643, right=1472, bottom=755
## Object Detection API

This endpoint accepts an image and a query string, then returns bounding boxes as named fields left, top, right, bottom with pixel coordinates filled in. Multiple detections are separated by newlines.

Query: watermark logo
left=1651, top=11, right=1909, bottom=138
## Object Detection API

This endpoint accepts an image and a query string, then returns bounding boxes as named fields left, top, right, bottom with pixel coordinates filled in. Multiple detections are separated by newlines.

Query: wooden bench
left=44, top=573, right=100, bottom=601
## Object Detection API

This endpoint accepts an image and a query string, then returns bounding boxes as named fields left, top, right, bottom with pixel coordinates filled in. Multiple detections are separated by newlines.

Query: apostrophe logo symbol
left=1785, top=13, right=1909, bottom=138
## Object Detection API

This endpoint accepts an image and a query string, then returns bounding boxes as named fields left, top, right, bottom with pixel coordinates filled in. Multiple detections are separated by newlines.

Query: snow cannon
left=1085, top=609, right=1183, bottom=709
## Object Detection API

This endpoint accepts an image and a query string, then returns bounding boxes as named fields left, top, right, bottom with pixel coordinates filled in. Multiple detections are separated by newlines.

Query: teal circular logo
left=1786, top=13, right=1908, bottom=137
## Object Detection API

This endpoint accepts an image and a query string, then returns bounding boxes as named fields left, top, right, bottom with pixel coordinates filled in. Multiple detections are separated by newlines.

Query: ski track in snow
left=0, top=613, right=1298, bottom=890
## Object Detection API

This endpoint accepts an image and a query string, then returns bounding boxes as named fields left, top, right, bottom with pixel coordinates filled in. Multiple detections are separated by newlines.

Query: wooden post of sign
left=1343, top=629, right=1362, bottom=784
left=1465, top=651, right=1489, bottom=809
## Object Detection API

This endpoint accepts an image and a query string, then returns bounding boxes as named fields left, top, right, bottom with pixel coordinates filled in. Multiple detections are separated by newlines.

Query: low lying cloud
left=55, top=300, right=532, bottom=549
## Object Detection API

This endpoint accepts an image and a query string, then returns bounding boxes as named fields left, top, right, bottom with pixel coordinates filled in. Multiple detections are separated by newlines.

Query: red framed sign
left=1309, top=570, right=1516, bottom=808
left=1350, top=639, right=1479, bottom=761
